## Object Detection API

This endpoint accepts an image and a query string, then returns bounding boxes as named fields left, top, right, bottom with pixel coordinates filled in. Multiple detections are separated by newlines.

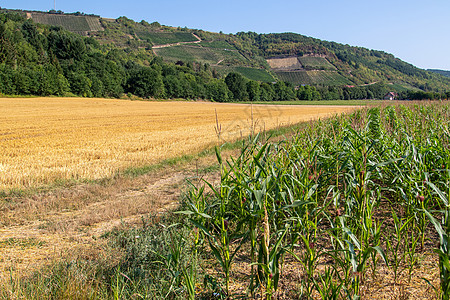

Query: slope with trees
left=0, top=10, right=449, bottom=101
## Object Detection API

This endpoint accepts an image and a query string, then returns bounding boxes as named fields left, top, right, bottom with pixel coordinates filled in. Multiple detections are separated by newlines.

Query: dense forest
left=0, top=11, right=449, bottom=101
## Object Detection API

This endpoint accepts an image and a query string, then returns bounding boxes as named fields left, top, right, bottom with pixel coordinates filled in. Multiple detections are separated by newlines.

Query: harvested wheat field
left=0, top=97, right=356, bottom=190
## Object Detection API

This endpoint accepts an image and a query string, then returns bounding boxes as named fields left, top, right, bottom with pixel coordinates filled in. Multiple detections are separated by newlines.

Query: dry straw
left=0, top=97, right=355, bottom=190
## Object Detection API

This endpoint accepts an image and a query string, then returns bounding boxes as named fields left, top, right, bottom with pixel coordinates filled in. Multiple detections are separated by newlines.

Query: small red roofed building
left=384, top=92, right=398, bottom=100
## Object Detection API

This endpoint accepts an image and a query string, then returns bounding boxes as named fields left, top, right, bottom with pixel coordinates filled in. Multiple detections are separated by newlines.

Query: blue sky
left=2, top=0, right=449, bottom=70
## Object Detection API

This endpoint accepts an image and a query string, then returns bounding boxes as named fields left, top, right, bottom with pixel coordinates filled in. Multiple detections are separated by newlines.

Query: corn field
left=179, top=102, right=450, bottom=299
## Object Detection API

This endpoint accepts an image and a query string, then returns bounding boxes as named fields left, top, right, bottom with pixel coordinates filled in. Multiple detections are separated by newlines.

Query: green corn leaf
left=215, top=146, right=222, bottom=165
left=434, top=249, right=450, bottom=271
left=345, top=239, right=358, bottom=272
left=372, top=246, right=389, bottom=266
left=284, top=200, right=314, bottom=209
left=254, top=157, right=268, bottom=178
left=421, top=277, right=437, bottom=292
left=251, top=262, right=270, bottom=275
left=423, top=209, right=446, bottom=245
left=189, top=219, right=212, bottom=238
left=426, top=181, right=449, bottom=206
left=175, top=210, right=195, bottom=216
left=198, top=212, right=212, bottom=219
left=254, top=143, right=268, bottom=161
left=203, top=179, right=221, bottom=199
left=306, top=184, right=319, bottom=199
left=343, top=228, right=361, bottom=250
left=254, top=190, right=265, bottom=207
left=269, top=229, right=288, bottom=260
left=208, top=241, right=225, bottom=269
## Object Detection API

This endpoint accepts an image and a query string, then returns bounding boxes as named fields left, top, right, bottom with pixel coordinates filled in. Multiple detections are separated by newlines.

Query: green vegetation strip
left=241, top=99, right=377, bottom=106
left=0, top=238, right=46, bottom=248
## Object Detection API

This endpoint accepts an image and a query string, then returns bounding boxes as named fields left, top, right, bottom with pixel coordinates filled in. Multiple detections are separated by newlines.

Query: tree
left=127, top=67, right=165, bottom=99
left=260, top=82, right=275, bottom=101
left=273, top=81, right=295, bottom=101
left=246, top=80, right=260, bottom=101
left=225, top=72, right=248, bottom=101
left=0, top=64, right=16, bottom=94
left=67, top=71, right=92, bottom=97
left=297, top=86, right=314, bottom=100
left=48, top=30, right=86, bottom=60
left=163, top=75, right=182, bottom=98
left=207, top=79, right=230, bottom=102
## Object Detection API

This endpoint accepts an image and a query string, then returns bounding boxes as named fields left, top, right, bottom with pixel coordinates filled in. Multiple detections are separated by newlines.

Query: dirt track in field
left=0, top=153, right=224, bottom=281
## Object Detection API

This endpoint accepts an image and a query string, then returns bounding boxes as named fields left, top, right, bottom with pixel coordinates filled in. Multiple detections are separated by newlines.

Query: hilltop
left=0, top=8, right=449, bottom=100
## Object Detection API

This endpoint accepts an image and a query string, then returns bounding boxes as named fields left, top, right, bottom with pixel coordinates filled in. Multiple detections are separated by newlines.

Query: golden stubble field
left=0, top=97, right=357, bottom=190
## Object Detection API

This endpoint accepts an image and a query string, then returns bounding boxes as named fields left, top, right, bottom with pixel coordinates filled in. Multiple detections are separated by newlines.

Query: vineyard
left=30, top=13, right=103, bottom=33
left=154, top=45, right=219, bottom=64
left=199, top=40, right=236, bottom=49
left=154, top=44, right=248, bottom=66
left=136, top=32, right=198, bottom=45
left=299, top=56, right=336, bottom=70
left=216, top=66, right=275, bottom=82
left=307, top=70, right=352, bottom=85
left=276, top=70, right=352, bottom=86
left=275, top=70, right=311, bottom=85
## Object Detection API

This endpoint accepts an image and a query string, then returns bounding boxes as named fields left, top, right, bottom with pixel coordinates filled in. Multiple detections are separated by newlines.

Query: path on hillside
left=359, top=81, right=380, bottom=86
left=152, top=33, right=202, bottom=49
left=214, top=59, right=224, bottom=66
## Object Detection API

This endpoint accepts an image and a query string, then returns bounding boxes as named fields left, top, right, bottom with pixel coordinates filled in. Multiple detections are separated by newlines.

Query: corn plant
left=312, top=266, right=344, bottom=300
left=253, top=210, right=289, bottom=300
left=424, top=181, right=450, bottom=299
left=385, top=211, right=413, bottom=283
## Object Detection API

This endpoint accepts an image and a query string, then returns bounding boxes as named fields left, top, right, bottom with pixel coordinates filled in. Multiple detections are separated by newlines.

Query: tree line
left=0, top=12, right=448, bottom=102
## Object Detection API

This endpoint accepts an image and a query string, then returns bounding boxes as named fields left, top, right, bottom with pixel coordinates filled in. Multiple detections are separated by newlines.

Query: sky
left=1, top=0, right=449, bottom=70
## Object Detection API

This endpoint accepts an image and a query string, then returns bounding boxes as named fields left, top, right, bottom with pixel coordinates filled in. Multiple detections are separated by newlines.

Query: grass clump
left=1, top=213, right=199, bottom=300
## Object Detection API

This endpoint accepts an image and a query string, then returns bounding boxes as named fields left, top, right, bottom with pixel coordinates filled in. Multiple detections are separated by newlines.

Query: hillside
left=0, top=8, right=449, bottom=100
left=87, top=16, right=450, bottom=92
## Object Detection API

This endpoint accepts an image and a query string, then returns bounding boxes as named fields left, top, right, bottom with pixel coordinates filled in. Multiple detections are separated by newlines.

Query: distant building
left=384, top=92, right=398, bottom=100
